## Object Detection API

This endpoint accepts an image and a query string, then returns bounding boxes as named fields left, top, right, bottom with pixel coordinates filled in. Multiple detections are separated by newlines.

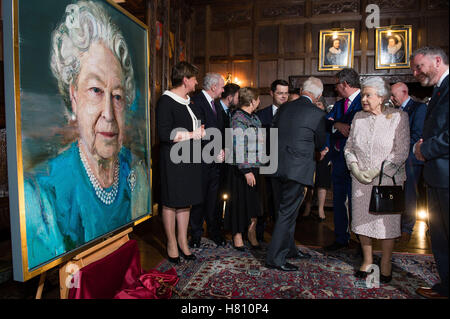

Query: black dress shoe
left=212, top=236, right=227, bottom=247
left=249, top=243, right=262, bottom=250
left=324, top=241, right=349, bottom=252
left=265, top=262, right=298, bottom=272
left=168, top=256, right=181, bottom=264
left=288, top=250, right=311, bottom=260
left=189, top=237, right=201, bottom=248
left=380, top=273, right=392, bottom=284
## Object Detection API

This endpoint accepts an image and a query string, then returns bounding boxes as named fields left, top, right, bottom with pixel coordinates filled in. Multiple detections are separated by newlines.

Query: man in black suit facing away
left=189, top=73, right=226, bottom=248
left=256, top=80, right=289, bottom=240
left=411, top=47, right=449, bottom=299
left=266, top=77, right=327, bottom=271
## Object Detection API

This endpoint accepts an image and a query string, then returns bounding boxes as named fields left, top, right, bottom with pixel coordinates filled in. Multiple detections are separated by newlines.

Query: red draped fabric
left=68, top=239, right=179, bottom=299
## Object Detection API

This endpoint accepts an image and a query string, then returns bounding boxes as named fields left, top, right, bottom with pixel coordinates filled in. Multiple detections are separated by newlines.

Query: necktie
left=344, top=98, right=350, bottom=114
left=335, top=98, right=350, bottom=151
left=211, top=100, right=217, bottom=116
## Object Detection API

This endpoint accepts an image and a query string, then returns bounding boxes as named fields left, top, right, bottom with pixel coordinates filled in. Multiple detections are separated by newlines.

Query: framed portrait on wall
left=2, top=0, right=152, bottom=281
left=375, top=26, right=412, bottom=69
left=319, top=29, right=355, bottom=71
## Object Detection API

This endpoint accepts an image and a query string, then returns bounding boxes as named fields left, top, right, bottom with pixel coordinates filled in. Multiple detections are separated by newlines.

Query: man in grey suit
left=266, top=77, right=327, bottom=271
left=411, top=47, right=449, bottom=299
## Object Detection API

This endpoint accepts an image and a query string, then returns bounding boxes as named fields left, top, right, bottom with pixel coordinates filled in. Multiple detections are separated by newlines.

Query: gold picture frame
left=375, top=25, right=412, bottom=69
left=3, top=0, right=152, bottom=282
left=319, top=29, right=355, bottom=71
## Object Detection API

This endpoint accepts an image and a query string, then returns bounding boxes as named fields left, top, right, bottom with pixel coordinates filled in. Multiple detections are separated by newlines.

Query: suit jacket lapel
left=426, top=75, right=449, bottom=120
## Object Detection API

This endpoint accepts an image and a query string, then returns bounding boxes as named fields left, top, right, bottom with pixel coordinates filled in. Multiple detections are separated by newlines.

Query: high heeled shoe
left=167, top=255, right=181, bottom=264
left=354, top=269, right=374, bottom=279
left=178, top=246, right=197, bottom=261
left=380, top=273, right=392, bottom=284
left=232, top=243, right=246, bottom=252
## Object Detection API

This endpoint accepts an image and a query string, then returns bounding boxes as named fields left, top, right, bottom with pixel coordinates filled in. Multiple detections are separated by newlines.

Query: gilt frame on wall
left=319, top=29, right=355, bottom=71
left=375, top=25, right=412, bottom=69
left=2, top=0, right=152, bottom=281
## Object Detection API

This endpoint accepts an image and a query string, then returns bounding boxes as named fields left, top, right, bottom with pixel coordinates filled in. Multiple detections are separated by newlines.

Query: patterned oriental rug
left=156, top=239, right=439, bottom=299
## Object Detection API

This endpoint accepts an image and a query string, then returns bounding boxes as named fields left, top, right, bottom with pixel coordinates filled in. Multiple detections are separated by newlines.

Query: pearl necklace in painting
left=79, top=146, right=120, bottom=205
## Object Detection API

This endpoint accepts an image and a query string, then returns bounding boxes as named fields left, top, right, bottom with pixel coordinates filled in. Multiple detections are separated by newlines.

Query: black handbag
left=369, top=161, right=405, bottom=214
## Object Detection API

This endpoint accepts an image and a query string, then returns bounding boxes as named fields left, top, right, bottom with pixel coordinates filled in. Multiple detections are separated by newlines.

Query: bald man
left=390, top=82, right=427, bottom=242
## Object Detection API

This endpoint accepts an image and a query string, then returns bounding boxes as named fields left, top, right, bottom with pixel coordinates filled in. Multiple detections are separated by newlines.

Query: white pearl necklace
left=79, top=146, right=120, bottom=205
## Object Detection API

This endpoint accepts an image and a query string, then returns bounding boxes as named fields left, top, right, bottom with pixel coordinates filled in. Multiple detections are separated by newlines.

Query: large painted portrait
left=3, top=0, right=151, bottom=280
left=376, top=26, right=412, bottom=69
left=319, top=29, right=355, bottom=71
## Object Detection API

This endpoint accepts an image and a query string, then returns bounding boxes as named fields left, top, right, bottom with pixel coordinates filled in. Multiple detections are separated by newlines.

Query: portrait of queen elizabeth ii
left=18, top=0, right=151, bottom=270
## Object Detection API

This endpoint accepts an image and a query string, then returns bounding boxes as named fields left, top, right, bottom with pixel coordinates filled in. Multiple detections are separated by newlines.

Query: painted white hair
left=302, top=77, right=323, bottom=99
left=50, top=0, right=135, bottom=119
left=203, top=73, right=223, bottom=91
left=361, top=76, right=390, bottom=101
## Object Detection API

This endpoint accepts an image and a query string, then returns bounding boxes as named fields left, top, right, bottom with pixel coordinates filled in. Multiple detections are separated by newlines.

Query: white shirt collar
left=401, top=96, right=411, bottom=110
left=301, top=95, right=313, bottom=103
left=348, top=89, right=361, bottom=103
left=272, top=104, right=279, bottom=116
left=437, top=69, right=449, bottom=87
left=220, top=99, right=229, bottom=112
left=202, top=90, right=214, bottom=105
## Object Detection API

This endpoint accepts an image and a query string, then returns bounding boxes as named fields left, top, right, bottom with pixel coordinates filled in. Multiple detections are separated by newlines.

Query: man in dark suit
left=391, top=82, right=427, bottom=242
left=324, top=68, right=362, bottom=251
left=411, top=47, right=449, bottom=299
left=266, top=77, right=327, bottom=271
left=256, top=80, right=289, bottom=239
left=215, top=83, right=240, bottom=232
left=189, top=73, right=226, bottom=248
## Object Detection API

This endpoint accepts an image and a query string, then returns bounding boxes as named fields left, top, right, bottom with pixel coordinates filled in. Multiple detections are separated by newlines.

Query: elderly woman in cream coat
left=344, top=76, right=409, bottom=284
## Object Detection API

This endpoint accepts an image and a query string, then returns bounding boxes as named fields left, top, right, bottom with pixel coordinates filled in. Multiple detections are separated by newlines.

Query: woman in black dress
left=224, top=87, right=264, bottom=250
left=156, top=62, right=205, bottom=263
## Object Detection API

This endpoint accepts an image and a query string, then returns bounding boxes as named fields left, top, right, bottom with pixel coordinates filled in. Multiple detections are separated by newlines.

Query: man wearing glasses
left=256, top=79, right=289, bottom=241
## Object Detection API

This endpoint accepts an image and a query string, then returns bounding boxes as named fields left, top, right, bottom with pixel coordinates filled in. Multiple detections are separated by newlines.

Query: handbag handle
left=378, top=160, right=397, bottom=186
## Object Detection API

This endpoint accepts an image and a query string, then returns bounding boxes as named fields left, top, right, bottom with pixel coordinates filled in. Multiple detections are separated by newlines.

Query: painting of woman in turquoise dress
left=21, top=0, right=151, bottom=269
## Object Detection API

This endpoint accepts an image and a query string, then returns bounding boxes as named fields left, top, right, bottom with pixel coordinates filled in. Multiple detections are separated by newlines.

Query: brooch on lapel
left=128, top=169, right=137, bottom=192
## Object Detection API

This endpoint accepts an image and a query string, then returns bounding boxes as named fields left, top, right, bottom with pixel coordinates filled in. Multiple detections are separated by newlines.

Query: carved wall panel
left=427, top=16, right=449, bottom=49
left=209, top=30, right=228, bottom=57
left=258, top=60, right=278, bottom=88
left=232, top=28, right=253, bottom=56
left=232, top=60, right=253, bottom=87
left=369, top=0, right=419, bottom=12
left=259, top=3, right=305, bottom=19
left=212, top=6, right=252, bottom=26
left=258, top=25, right=279, bottom=55
left=312, top=0, right=359, bottom=16
left=195, top=7, right=206, bottom=27
left=209, top=62, right=229, bottom=78
left=193, top=30, right=206, bottom=56
left=284, top=59, right=305, bottom=79
left=427, top=0, right=450, bottom=10
left=284, top=24, right=306, bottom=54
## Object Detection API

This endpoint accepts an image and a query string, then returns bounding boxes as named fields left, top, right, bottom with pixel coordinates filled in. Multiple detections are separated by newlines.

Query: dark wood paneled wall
left=190, top=0, right=449, bottom=105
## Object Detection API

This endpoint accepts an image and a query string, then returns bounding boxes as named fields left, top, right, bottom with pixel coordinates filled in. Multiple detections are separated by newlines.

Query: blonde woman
left=224, top=87, right=264, bottom=250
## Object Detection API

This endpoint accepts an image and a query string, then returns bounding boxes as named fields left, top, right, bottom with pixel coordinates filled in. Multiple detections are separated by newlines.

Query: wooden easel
left=57, top=227, right=133, bottom=299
